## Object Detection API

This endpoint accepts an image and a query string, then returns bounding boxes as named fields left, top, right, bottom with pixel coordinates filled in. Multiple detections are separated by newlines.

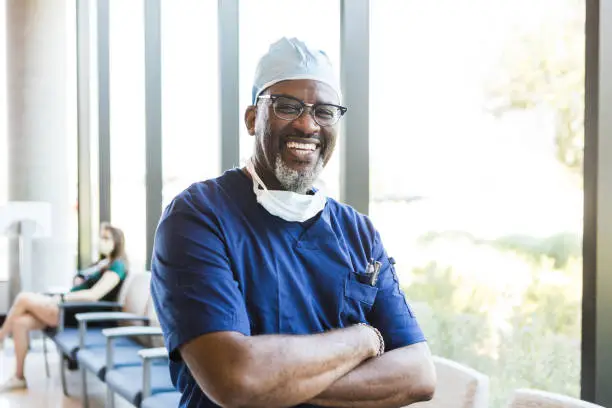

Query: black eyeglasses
left=258, top=94, right=347, bottom=127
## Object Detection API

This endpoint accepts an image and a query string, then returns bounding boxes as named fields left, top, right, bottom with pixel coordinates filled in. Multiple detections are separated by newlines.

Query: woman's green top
left=70, top=259, right=127, bottom=301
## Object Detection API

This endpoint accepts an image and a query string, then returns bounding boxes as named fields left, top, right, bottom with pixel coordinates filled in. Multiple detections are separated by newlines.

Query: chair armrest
left=76, top=312, right=149, bottom=348
left=102, top=326, right=162, bottom=339
left=75, top=312, right=148, bottom=323
left=56, top=301, right=122, bottom=332
left=103, top=327, right=163, bottom=370
left=138, top=347, right=168, bottom=361
left=140, top=347, right=170, bottom=399
left=59, top=301, right=122, bottom=310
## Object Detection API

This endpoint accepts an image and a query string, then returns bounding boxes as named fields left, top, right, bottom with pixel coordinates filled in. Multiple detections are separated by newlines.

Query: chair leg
left=42, top=335, right=50, bottom=378
left=81, top=365, right=89, bottom=408
left=59, top=352, right=68, bottom=397
left=106, top=385, right=115, bottom=408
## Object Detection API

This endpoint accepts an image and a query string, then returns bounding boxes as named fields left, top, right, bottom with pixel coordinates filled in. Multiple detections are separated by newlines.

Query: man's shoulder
left=163, top=169, right=248, bottom=217
left=153, top=169, right=249, bottom=250
left=325, top=196, right=368, bottom=220
left=325, top=197, right=376, bottom=233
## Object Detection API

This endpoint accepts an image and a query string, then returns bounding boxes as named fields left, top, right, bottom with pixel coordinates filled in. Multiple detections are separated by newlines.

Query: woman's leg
left=12, top=314, right=44, bottom=380
left=0, top=293, right=32, bottom=340
left=0, top=293, right=59, bottom=340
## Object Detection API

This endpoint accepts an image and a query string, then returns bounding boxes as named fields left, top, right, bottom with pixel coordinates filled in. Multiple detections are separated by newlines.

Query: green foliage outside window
left=404, top=233, right=581, bottom=408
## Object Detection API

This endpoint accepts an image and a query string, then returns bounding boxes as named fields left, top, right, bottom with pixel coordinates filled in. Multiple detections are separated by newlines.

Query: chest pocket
left=342, top=271, right=378, bottom=325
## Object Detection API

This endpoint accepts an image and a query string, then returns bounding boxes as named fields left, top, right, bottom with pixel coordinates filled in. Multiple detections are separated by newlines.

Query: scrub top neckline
left=232, top=168, right=332, bottom=247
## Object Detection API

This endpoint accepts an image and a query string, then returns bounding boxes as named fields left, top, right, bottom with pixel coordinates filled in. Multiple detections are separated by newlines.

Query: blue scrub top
left=151, top=169, right=426, bottom=408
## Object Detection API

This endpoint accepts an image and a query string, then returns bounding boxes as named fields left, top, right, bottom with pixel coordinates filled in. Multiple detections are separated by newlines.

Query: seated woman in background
left=0, top=222, right=129, bottom=392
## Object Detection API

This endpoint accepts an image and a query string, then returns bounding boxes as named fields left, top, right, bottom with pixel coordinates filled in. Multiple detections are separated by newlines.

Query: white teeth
left=286, top=141, right=317, bottom=151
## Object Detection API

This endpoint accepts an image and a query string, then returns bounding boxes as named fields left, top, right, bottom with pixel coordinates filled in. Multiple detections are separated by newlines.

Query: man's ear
left=245, top=106, right=257, bottom=136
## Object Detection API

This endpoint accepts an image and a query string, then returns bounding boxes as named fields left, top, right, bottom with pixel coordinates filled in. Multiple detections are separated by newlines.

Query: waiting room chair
left=103, top=298, right=176, bottom=408
left=509, top=389, right=605, bottom=408
left=74, top=271, right=154, bottom=407
left=409, top=356, right=489, bottom=408
left=43, top=270, right=151, bottom=397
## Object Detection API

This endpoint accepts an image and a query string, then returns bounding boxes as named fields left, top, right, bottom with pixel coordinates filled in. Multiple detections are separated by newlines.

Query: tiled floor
left=0, top=338, right=133, bottom=408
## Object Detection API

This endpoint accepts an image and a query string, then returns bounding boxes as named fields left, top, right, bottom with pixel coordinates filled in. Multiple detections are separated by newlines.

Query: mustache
left=283, top=135, right=321, bottom=145
left=279, top=129, right=323, bottom=147
left=257, top=125, right=324, bottom=151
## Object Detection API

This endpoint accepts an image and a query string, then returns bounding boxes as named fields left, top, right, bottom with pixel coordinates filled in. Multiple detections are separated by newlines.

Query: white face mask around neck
left=246, top=160, right=327, bottom=223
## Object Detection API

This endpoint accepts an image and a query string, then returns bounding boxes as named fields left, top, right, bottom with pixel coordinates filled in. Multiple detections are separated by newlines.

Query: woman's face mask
left=99, top=237, right=115, bottom=256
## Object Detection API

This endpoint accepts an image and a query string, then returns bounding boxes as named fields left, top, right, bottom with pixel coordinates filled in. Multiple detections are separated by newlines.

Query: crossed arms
left=154, top=198, right=436, bottom=407
left=180, top=326, right=436, bottom=408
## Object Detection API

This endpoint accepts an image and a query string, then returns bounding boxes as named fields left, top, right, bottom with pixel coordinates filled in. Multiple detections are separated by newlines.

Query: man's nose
left=292, top=108, right=320, bottom=135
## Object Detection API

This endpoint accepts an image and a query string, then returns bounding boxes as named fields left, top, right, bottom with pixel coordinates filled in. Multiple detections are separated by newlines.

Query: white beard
left=274, top=155, right=324, bottom=194
left=255, top=119, right=325, bottom=194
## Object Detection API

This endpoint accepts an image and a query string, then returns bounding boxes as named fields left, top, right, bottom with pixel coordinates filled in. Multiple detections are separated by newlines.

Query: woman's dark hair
left=99, top=222, right=129, bottom=272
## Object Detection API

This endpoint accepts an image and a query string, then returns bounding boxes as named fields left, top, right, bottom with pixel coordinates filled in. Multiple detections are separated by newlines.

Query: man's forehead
left=265, top=80, right=339, bottom=104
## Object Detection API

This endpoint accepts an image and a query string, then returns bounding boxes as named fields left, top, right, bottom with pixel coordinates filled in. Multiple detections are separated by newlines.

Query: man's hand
left=308, top=342, right=436, bottom=408
left=180, top=324, right=380, bottom=408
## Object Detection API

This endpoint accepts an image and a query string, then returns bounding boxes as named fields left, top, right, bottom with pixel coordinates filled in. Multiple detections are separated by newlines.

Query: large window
left=0, top=5, right=7, bottom=281
left=161, top=0, right=219, bottom=207
left=87, top=0, right=101, bottom=262
left=370, top=0, right=584, bottom=405
left=109, top=0, right=147, bottom=271
left=238, top=0, right=341, bottom=199
left=66, top=0, right=79, bottom=270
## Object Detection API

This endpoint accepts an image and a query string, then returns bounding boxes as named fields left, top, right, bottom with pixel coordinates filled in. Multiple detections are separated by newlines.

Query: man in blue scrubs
left=151, top=37, right=436, bottom=407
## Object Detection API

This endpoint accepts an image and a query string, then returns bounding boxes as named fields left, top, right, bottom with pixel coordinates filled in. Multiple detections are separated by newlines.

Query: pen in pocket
left=369, top=260, right=382, bottom=286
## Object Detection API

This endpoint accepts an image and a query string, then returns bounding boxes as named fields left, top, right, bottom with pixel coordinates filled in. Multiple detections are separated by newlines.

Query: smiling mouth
left=286, top=141, right=318, bottom=151
left=283, top=140, right=321, bottom=160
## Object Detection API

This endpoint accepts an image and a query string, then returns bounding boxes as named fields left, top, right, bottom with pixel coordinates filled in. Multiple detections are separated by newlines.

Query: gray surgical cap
left=251, top=37, right=341, bottom=104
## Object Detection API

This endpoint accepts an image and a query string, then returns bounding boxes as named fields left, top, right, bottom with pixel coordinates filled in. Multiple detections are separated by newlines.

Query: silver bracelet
left=357, top=323, right=385, bottom=357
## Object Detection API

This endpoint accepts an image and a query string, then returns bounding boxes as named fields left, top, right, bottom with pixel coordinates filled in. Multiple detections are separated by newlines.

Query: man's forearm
left=233, top=325, right=378, bottom=407
left=308, top=343, right=436, bottom=408
left=189, top=325, right=380, bottom=408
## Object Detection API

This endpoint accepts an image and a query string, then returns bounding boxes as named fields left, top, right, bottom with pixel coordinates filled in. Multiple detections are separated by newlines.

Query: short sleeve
left=108, top=260, right=126, bottom=280
left=150, top=192, right=251, bottom=361
left=368, top=231, right=426, bottom=351
left=70, top=273, right=99, bottom=292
